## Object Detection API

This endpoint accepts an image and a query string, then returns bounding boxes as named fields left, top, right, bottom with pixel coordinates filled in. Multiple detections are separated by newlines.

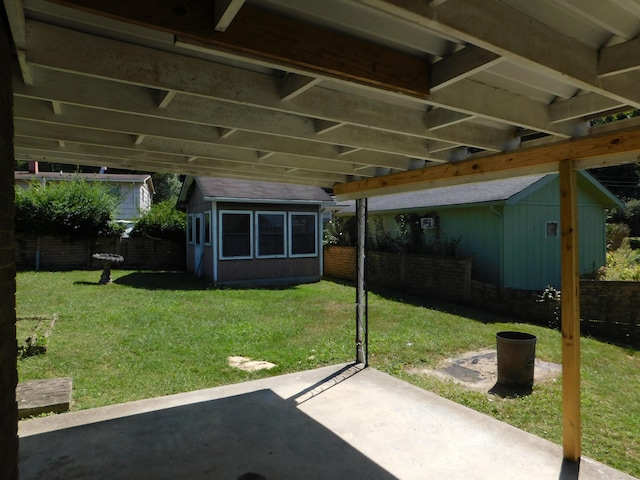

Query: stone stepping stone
left=228, top=356, right=276, bottom=371
left=17, top=377, right=72, bottom=419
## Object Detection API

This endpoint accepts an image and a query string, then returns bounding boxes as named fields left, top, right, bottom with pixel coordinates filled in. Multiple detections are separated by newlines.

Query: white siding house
left=15, top=170, right=155, bottom=222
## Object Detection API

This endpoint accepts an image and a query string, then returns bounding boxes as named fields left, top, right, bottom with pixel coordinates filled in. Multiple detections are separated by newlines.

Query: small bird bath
left=92, top=253, right=124, bottom=285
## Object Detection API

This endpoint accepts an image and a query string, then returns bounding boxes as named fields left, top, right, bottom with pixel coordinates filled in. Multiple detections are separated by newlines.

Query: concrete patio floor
left=18, top=363, right=636, bottom=480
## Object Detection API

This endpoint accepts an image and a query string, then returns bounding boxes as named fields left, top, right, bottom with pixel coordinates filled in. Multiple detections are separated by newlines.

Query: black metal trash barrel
left=496, top=331, right=537, bottom=388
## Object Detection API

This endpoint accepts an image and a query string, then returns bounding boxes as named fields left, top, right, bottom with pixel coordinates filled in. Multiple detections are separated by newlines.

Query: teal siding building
left=338, top=172, right=622, bottom=290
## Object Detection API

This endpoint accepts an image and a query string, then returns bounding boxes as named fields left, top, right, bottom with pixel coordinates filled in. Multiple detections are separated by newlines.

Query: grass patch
left=17, top=270, right=640, bottom=477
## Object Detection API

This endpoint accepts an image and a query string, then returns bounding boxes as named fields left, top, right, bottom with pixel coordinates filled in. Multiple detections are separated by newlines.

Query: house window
left=187, top=214, right=194, bottom=244
left=546, top=221, right=558, bottom=237
left=257, top=212, right=286, bottom=258
left=289, top=212, right=317, bottom=257
left=220, top=211, right=252, bottom=259
left=204, top=211, right=212, bottom=245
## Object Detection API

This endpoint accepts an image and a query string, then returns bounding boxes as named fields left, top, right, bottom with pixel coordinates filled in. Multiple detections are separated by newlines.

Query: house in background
left=178, top=176, right=333, bottom=285
left=337, top=172, right=623, bottom=290
left=15, top=162, right=154, bottom=223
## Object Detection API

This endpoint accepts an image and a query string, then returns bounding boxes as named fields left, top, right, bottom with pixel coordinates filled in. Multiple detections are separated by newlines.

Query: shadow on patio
left=18, top=364, right=635, bottom=480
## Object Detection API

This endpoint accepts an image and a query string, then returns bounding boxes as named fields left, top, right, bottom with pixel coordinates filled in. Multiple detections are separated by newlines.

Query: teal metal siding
left=368, top=206, right=502, bottom=285
left=345, top=172, right=615, bottom=291
left=503, top=176, right=609, bottom=290
left=437, top=206, right=502, bottom=285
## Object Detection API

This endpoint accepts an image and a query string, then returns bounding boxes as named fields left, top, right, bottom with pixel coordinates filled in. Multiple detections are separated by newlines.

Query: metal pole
left=356, top=198, right=368, bottom=366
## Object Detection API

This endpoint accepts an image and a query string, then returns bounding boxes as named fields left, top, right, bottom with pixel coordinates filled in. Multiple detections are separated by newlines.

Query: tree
left=129, top=200, right=186, bottom=241
left=151, top=173, right=182, bottom=203
left=589, top=109, right=640, bottom=200
left=15, top=179, right=122, bottom=236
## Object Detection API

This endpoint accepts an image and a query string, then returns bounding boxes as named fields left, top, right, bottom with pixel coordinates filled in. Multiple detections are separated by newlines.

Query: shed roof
left=338, top=172, right=622, bottom=213
left=181, top=176, right=333, bottom=204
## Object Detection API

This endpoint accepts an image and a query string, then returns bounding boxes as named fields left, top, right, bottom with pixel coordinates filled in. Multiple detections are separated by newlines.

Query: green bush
left=323, top=216, right=357, bottom=246
left=130, top=201, right=186, bottom=241
left=609, top=199, right=640, bottom=236
left=15, top=180, right=120, bottom=236
left=598, top=239, right=640, bottom=281
left=606, top=222, right=630, bottom=250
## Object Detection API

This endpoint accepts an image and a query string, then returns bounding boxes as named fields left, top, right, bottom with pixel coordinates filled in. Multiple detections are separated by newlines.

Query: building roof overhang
left=5, top=0, right=640, bottom=200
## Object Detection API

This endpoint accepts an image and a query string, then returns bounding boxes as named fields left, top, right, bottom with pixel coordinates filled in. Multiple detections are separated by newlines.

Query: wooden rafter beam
left=334, top=125, right=640, bottom=199
left=278, top=73, right=320, bottom=101
left=213, top=0, right=245, bottom=32
left=358, top=0, right=640, bottom=108
left=430, top=45, right=501, bottom=91
left=47, top=0, right=430, bottom=98
left=20, top=21, right=539, bottom=149
left=598, top=38, right=640, bottom=77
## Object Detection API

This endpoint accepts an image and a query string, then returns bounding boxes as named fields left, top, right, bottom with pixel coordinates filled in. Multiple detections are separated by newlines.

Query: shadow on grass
left=112, top=271, right=212, bottom=290
left=112, top=271, right=308, bottom=292
left=324, top=277, right=640, bottom=352
left=324, top=276, right=512, bottom=326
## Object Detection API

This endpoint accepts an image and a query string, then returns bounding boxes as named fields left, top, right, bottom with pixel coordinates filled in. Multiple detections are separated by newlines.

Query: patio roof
left=5, top=0, right=640, bottom=195
left=18, top=364, right=635, bottom=480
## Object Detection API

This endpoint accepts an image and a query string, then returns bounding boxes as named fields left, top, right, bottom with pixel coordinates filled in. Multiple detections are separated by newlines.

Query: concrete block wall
left=0, top=17, right=18, bottom=480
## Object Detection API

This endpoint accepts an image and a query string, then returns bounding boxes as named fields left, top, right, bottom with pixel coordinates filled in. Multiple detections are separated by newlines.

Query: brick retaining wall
left=580, top=280, right=640, bottom=346
left=325, top=246, right=640, bottom=347
left=469, top=280, right=640, bottom=347
left=15, top=234, right=186, bottom=271
left=324, top=246, right=472, bottom=304
left=323, top=246, right=356, bottom=281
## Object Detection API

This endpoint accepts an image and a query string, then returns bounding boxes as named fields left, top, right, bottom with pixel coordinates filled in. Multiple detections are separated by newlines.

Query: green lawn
left=16, top=270, right=640, bottom=477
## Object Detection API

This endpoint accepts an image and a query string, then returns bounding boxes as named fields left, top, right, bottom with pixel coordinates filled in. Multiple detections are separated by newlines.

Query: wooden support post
left=355, top=198, right=368, bottom=366
left=559, top=159, right=581, bottom=462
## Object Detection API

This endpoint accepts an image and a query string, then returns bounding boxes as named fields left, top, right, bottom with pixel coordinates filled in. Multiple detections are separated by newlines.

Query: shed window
left=220, top=211, right=252, bottom=259
left=204, top=211, right=211, bottom=245
left=546, top=221, right=558, bottom=237
left=257, top=212, right=286, bottom=257
left=194, top=215, right=202, bottom=245
left=187, top=214, right=194, bottom=244
left=289, top=212, right=317, bottom=257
